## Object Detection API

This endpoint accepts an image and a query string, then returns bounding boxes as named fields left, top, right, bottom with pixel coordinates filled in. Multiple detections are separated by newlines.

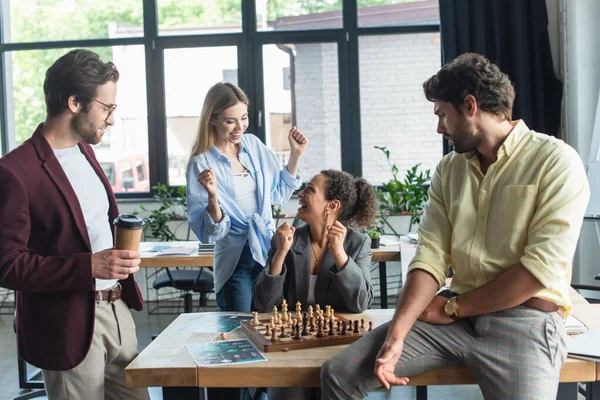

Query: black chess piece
left=353, top=320, right=359, bottom=333
left=316, top=319, right=325, bottom=338
left=336, top=320, right=341, bottom=332
left=302, top=318, right=309, bottom=336
left=271, top=325, right=278, bottom=342
left=361, top=319, right=365, bottom=329
left=294, top=322, right=302, bottom=340
left=341, top=321, right=347, bottom=335
left=328, top=319, right=335, bottom=336
left=368, top=321, right=373, bottom=331
left=279, top=325, right=289, bottom=338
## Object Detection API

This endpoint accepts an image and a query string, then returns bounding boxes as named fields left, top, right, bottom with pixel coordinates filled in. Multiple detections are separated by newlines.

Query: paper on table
left=567, top=331, right=600, bottom=361
left=176, top=314, right=252, bottom=334
left=155, top=246, right=197, bottom=256
left=186, top=339, right=267, bottom=366
left=566, top=314, right=588, bottom=335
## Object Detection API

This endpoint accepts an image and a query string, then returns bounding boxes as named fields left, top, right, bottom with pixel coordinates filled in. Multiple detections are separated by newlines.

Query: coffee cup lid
left=114, top=214, right=145, bottom=229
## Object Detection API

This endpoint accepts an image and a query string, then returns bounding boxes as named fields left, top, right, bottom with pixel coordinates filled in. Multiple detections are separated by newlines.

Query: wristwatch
left=444, top=296, right=460, bottom=319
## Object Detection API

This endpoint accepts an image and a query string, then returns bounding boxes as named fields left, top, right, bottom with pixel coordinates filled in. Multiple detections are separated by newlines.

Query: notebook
left=567, top=331, right=600, bottom=361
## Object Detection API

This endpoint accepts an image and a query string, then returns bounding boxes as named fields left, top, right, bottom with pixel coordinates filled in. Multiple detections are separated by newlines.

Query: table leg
left=416, top=385, right=427, bottom=400
left=379, top=262, right=388, bottom=309
left=585, top=381, right=600, bottom=400
left=557, top=383, right=578, bottom=400
left=162, top=387, right=205, bottom=400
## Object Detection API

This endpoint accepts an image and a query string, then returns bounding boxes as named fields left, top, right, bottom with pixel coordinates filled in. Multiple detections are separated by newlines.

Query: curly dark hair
left=423, top=53, right=515, bottom=120
left=320, top=170, right=377, bottom=228
left=44, top=49, right=120, bottom=116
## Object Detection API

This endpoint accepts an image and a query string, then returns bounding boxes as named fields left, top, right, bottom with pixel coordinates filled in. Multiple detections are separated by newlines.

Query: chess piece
left=316, top=319, right=325, bottom=338
left=279, top=325, right=288, bottom=338
left=308, top=305, right=313, bottom=319
left=270, top=316, right=275, bottom=327
left=288, top=312, right=292, bottom=323
left=369, top=321, right=373, bottom=331
left=353, top=320, right=359, bottom=333
left=302, top=318, right=309, bottom=336
left=266, top=324, right=271, bottom=337
left=315, top=304, right=321, bottom=314
left=309, top=317, right=315, bottom=333
left=336, top=320, right=341, bottom=332
left=282, top=301, right=288, bottom=323
left=325, top=305, right=331, bottom=319
left=294, top=322, right=302, bottom=340
left=296, top=301, right=302, bottom=319
left=330, top=308, right=335, bottom=320
left=361, top=319, right=365, bottom=329
left=273, top=305, right=278, bottom=316
left=252, top=311, right=260, bottom=326
left=341, top=320, right=347, bottom=335
left=328, top=319, right=335, bottom=336
left=277, top=313, right=282, bottom=325
left=271, top=325, right=278, bottom=342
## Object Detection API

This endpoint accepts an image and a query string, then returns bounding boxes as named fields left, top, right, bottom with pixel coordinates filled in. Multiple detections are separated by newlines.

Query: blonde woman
left=186, top=82, right=308, bottom=312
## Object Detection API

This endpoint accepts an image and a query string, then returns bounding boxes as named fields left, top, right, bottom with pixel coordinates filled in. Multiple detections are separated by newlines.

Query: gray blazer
left=252, top=224, right=374, bottom=313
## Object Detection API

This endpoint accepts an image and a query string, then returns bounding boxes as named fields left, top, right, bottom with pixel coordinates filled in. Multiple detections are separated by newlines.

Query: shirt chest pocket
left=498, top=185, right=537, bottom=230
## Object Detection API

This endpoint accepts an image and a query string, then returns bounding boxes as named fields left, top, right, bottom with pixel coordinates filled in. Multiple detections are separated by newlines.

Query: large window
left=164, top=46, right=239, bottom=185
left=0, top=1, right=440, bottom=197
left=359, top=33, right=442, bottom=184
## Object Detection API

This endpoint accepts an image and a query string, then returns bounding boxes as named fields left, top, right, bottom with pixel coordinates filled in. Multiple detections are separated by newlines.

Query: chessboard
left=240, top=301, right=373, bottom=352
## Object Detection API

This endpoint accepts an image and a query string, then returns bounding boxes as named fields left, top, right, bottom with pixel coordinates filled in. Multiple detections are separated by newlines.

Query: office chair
left=13, top=312, right=46, bottom=400
left=152, top=267, right=215, bottom=313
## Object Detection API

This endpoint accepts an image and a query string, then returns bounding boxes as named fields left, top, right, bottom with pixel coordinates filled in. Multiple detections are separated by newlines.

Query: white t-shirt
left=54, top=145, right=116, bottom=291
left=233, top=170, right=258, bottom=217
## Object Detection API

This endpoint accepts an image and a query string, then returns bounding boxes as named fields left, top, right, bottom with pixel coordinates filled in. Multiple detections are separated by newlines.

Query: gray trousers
left=42, top=298, right=150, bottom=400
left=321, top=306, right=567, bottom=400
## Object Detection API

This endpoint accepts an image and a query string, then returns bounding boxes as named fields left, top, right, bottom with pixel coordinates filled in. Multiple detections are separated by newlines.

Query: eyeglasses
left=91, top=98, right=117, bottom=121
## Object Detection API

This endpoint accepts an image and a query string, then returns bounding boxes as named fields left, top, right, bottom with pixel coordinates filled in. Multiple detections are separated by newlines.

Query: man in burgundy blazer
left=0, top=50, right=149, bottom=399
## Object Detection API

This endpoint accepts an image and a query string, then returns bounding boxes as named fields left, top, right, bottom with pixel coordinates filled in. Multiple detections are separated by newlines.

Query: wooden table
left=126, top=303, right=600, bottom=400
left=139, top=242, right=401, bottom=309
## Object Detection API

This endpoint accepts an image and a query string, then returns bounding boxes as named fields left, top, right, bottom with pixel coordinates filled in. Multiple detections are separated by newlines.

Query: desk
left=139, top=242, right=401, bottom=309
left=126, top=304, right=599, bottom=400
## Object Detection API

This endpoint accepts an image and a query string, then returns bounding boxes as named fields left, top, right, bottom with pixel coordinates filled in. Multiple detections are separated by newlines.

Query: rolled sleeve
left=520, top=147, right=590, bottom=289
left=282, top=166, right=302, bottom=189
left=202, top=207, right=231, bottom=242
left=408, top=161, right=451, bottom=288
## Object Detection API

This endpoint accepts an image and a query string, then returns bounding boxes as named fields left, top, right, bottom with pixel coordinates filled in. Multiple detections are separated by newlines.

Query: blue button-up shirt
left=186, top=134, right=302, bottom=294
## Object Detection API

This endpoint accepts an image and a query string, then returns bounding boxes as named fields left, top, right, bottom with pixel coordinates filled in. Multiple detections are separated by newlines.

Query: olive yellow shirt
left=409, top=120, right=590, bottom=316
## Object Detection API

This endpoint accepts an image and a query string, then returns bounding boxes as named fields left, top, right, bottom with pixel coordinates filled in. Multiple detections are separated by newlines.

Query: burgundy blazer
left=0, top=124, right=143, bottom=371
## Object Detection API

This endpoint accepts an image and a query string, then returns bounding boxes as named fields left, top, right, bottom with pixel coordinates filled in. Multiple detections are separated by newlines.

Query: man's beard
left=71, top=110, right=102, bottom=145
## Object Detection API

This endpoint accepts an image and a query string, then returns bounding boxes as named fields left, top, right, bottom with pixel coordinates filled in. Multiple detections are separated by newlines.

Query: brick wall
left=292, top=32, right=442, bottom=183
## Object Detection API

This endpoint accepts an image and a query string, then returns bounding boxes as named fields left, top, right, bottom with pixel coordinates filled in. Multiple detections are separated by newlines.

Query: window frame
left=0, top=0, right=441, bottom=199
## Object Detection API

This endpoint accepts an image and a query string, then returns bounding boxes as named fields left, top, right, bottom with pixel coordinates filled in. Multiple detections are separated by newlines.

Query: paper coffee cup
left=114, top=214, right=145, bottom=251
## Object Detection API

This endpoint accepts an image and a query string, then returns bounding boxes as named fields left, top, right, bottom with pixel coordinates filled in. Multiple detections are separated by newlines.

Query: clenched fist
left=197, top=168, right=217, bottom=198
left=288, top=126, right=308, bottom=158
left=275, top=222, right=296, bottom=255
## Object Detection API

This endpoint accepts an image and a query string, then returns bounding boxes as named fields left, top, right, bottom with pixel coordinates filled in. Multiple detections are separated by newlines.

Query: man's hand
left=374, top=337, right=409, bottom=389
left=92, top=248, right=141, bottom=280
left=288, top=126, right=308, bottom=158
left=197, top=168, right=218, bottom=198
left=418, top=295, right=454, bottom=324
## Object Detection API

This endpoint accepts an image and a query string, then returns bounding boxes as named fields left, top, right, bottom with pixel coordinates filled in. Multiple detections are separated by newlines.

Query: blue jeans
left=216, top=242, right=263, bottom=312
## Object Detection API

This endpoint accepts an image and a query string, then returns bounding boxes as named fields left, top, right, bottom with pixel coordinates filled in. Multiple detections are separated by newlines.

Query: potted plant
left=374, top=146, right=431, bottom=235
left=367, top=229, right=381, bottom=249
left=133, top=184, right=188, bottom=242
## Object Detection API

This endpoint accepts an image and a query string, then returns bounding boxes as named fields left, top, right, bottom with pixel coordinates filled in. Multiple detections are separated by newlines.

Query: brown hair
left=423, top=53, right=515, bottom=120
left=320, top=170, right=377, bottom=228
left=191, top=82, right=249, bottom=156
left=44, top=49, right=119, bottom=116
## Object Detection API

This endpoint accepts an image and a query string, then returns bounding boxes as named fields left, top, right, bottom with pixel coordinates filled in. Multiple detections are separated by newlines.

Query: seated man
left=321, top=53, right=590, bottom=400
